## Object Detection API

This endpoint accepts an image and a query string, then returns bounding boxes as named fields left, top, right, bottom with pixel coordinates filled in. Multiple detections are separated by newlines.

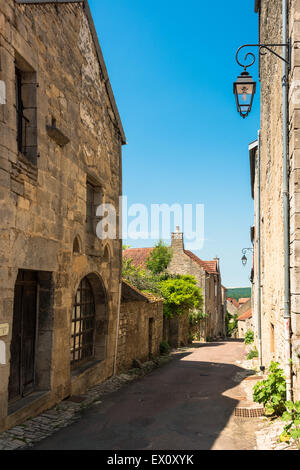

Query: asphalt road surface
left=32, top=340, right=258, bottom=450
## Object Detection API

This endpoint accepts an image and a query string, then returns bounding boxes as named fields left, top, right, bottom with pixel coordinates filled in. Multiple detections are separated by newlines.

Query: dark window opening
left=86, top=180, right=102, bottom=234
left=15, top=57, right=37, bottom=165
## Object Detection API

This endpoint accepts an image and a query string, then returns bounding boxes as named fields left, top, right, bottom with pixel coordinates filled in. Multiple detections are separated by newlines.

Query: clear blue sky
left=89, top=0, right=260, bottom=288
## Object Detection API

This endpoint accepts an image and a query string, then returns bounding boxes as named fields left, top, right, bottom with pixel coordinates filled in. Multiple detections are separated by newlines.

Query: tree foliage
left=225, top=312, right=238, bottom=337
left=146, top=240, right=173, bottom=275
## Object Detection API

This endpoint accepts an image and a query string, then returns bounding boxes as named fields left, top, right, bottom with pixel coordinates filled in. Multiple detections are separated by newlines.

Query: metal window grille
left=71, top=278, right=96, bottom=367
left=15, top=68, right=29, bottom=155
left=86, top=182, right=95, bottom=233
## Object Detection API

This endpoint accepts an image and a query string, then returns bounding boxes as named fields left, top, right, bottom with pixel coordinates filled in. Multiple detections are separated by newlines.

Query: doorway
left=8, top=270, right=39, bottom=403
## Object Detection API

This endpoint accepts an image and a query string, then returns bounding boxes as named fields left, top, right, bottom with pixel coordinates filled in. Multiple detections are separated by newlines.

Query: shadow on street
left=31, top=341, right=254, bottom=450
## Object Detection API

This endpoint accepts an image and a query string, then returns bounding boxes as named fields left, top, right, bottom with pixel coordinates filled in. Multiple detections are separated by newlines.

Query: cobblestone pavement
left=0, top=356, right=171, bottom=450
left=255, top=417, right=298, bottom=450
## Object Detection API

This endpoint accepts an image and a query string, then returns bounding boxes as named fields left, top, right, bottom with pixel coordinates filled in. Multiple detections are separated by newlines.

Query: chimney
left=171, top=226, right=184, bottom=252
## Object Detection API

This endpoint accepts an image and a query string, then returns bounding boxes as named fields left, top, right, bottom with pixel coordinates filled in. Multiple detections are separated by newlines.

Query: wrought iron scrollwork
left=236, top=43, right=290, bottom=71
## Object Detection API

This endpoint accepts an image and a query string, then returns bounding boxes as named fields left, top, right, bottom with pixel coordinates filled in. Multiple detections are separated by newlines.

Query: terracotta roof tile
left=123, top=247, right=219, bottom=276
left=239, top=297, right=251, bottom=304
left=237, top=308, right=252, bottom=321
left=227, top=298, right=239, bottom=308
left=184, top=250, right=219, bottom=274
left=123, top=248, right=153, bottom=269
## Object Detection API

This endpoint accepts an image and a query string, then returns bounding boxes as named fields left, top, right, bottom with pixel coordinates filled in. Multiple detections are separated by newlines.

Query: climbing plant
left=160, top=275, right=203, bottom=318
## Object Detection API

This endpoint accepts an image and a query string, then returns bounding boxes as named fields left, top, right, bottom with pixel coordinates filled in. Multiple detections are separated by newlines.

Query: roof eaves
left=15, top=0, right=127, bottom=145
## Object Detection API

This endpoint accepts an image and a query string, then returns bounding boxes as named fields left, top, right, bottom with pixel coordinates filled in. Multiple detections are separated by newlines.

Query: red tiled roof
left=123, top=248, right=153, bottom=269
left=237, top=308, right=252, bottom=321
left=184, top=250, right=219, bottom=274
left=123, top=247, right=219, bottom=275
left=239, top=297, right=251, bottom=304
left=227, top=298, right=239, bottom=308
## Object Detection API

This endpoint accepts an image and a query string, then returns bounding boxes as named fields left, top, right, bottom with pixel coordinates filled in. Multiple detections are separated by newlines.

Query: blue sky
left=89, top=0, right=260, bottom=288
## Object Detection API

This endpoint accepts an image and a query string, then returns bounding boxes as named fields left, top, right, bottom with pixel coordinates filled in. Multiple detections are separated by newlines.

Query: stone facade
left=163, top=312, right=190, bottom=348
left=236, top=299, right=253, bottom=339
left=0, top=0, right=125, bottom=431
left=251, top=0, right=300, bottom=399
left=168, top=229, right=225, bottom=340
left=116, top=281, right=163, bottom=373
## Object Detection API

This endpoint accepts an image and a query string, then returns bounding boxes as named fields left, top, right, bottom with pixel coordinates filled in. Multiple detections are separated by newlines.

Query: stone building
left=116, top=281, right=163, bottom=373
left=237, top=309, right=253, bottom=339
left=250, top=0, right=300, bottom=399
left=226, top=298, right=239, bottom=316
left=123, top=229, right=226, bottom=343
left=0, top=0, right=126, bottom=431
left=168, top=228, right=225, bottom=340
left=236, top=299, right=252, bottom=339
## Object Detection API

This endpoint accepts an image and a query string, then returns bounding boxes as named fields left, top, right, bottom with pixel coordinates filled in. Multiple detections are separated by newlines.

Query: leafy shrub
left=253, top=361, right=286, bottom=416
left=244, top=329, right=254, bottom=345
left=280, top=401, right=300, bottom=449
left=225, top=312, right=238, bottom=337
left=188, top=310, right=207, bottom=326
left=246, top=347, right=258, bottom=360
left=160, top=275, right=203, bottom=318
left=160, top=340, right=170, bottom=355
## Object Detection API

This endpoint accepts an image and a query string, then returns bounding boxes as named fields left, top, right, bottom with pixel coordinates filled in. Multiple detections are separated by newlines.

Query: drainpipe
left=257, top=130, right=263, bottom=371
left=113, top=281, right=122, bottom=376
left=282, top=0, right=292, bottom=401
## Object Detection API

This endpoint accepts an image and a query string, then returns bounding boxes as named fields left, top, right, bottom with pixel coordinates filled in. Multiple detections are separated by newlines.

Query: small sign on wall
left=0, top=323, right=9, bottom=338
left=0, top=341, right=5, bottom=365
left=0, top=81, right=6, bottom=105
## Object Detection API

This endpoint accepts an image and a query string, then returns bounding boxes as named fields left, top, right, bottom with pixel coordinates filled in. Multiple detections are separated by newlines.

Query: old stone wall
left=257, top=0, right=287, bottom=378
left=116, top=301, right=163, bottom=373
left=163, top=312, right=190, bottom=348
left=255, top=0, right=300, bottom=398
left=0, top=0, right=123, bottom=430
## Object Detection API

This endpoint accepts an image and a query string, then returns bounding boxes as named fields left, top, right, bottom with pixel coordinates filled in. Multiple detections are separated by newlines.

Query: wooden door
left=8, top=270, right=38, bottom=403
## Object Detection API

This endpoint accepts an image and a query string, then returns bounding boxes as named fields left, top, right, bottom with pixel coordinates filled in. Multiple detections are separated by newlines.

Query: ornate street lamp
left=233, top=43, right=290, bottom=119
left=241, top=248, right=253, bottom=267
left=233, top=70, right=256, bottom=119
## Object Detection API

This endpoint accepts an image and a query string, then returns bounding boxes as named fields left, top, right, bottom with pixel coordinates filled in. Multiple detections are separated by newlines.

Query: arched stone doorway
left=71, top=273, right=108, bottom=369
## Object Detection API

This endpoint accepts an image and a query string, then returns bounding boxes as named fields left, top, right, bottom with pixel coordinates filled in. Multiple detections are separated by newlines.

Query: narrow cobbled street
left=31, top=341, right=260, bottom=450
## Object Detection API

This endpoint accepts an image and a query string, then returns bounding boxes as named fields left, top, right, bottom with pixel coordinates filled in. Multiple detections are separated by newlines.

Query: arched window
left=103, top=245, right=110, bottom=263
left=71, top=277, right=96, bottom=367
left=73, top=236, right=81, bottom=254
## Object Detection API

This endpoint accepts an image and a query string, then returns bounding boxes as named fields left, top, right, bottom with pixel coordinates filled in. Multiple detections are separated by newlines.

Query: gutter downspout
left=282, top=0, right=292, bottom=401
left=113, top=281, right=122, bottom=376
left=257, top=131, right=263, bottom=370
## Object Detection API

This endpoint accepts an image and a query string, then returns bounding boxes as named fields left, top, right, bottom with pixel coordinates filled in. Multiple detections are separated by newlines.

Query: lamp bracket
left=242, top=247, right=254, bottom=255
left=236, top=42, right=291, bottom=71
